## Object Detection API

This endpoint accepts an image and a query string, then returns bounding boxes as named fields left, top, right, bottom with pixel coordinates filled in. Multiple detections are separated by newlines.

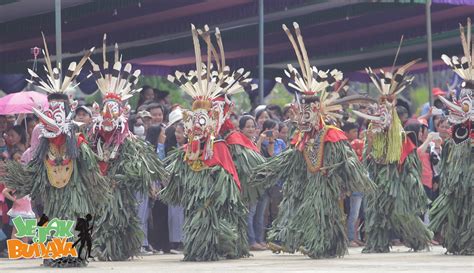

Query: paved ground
left=0, top=246, right=473, bottom=273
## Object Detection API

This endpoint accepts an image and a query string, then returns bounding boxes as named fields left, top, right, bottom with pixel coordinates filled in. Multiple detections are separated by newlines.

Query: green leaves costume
left=92, top=137, right=168, bottom=261
left=352, top=58, right=432, bottom=253
left=161, top=24, right=258, bottom=261
left=429, top=18, right=473, bottom=255
left=252, top=128, right=374, bottom=258
left=3, top=138, right=109, bottom=221
left=225, top=131, right=266, bottom=205
left=429, top=140, right=473, bottom=255
left=362, top=148, right=431, bottom=253
left=251, top=22, right=376, bottom=258
left=87, top=35, right=169, bottom=261
left=160, top=147, right=249, bottom=261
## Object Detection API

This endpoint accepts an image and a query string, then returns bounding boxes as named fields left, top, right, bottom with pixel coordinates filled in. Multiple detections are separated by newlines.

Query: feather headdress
left=351, top=57, right=420, bottom=124
left=88, top=34, right=142, bottom=102
left=27, top=33, right=94, bottom=96
left=365, top=59, right=419, bottom=100
left=276, top=22, right=375, bottom=122
left=25, top=33, right=94, bottom=139
left=441, top=18, right=473, bottom=87
left=88, top=34, right=142, bottom=136
left=351, top=42, right=419, bottom=163
left=276, top=22, right=343, bottom=97
left=439, top=18, right=473, bottom=126
left=167, top=24, right=257, bottom=110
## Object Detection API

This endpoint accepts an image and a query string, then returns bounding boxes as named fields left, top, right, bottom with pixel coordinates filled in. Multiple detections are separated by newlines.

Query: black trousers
left=148, top=199, right=170, bottom=252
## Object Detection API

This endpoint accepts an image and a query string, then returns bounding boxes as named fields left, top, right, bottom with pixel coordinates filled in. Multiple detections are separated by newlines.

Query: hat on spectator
left=166, top=108, right=183, bottom=128
left=137, top=110, right=152, bottom=119
left=417, top=117, right=428, bottom=128
left=254, top=105, right=266, bottom=115
left=76, top=105, right=92, bottom=117
left=432, top=88, right=447, bottom=97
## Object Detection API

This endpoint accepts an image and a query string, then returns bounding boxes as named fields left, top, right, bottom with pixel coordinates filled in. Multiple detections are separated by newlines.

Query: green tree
left=266, top=83, right=294, bottom=108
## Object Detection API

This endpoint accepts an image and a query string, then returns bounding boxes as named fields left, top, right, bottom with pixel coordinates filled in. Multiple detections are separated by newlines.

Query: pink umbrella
left=0, top=91, right=48, bottom=115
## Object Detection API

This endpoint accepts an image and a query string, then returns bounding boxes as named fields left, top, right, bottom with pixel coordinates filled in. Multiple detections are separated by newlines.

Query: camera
left=429, top=142, right=440, bottom=166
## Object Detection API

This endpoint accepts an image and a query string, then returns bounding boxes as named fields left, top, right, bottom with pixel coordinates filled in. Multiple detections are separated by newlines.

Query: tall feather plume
left=279, top=22, right=352, bottom=121
left=366, top=58, right=419, bottom=97
left=390, top=35, right=404, bottom=74
left=364, top=36, right=419, bottom=97
left=29, top=33, right=94, bottom=95
left=293, top=22, right=312, bottom=88
left=88, top=34, right=142, bottom=103
left=215, top=28, right=225, bottom=71
left=355, top=41, right=419, bottom=128
left=280, top=23, right=342, bottom=95
left=114, top=43, right=119, bottom=64
left=60, top=62, right=76, bottom=92
left=168, top=24, right=256, bottom=101
left=191, top=24, right=204, bottom=96
left=199, top=26, right=223, bottom=80
left=41, top=32, right=54, bottom=81
left=102, top=34, right=108, bottom=70
left=439, top=17, right=474, bottom=125
left=442, top=18, right=473, bottom=82
left=61, top=46, right=94, bottom=91
left=390, top=58, right=420, bottom=95
left=282, top=24, right=307, bottom=85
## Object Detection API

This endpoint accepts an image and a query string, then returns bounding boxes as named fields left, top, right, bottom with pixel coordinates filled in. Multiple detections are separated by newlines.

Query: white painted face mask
left=133, top=125, right=145, bottom=139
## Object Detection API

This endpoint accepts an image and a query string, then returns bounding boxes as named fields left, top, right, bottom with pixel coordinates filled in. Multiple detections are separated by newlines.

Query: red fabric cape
left=225, top=131, right=260, bottom=153
left=49, top=133, right=86, bottom=147
left=291, top=127, right=347, bottom=151
left=325, top=127, right=348, bottom=142
left=219, top=119, right=235, bottom=136
left=184, top=141, right=241, bottom=190
left=399, top=137, right=417, bottom=165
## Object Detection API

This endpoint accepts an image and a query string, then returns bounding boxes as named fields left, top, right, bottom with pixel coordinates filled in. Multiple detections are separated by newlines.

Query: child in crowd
left=2, top=149, right=35, bottom=243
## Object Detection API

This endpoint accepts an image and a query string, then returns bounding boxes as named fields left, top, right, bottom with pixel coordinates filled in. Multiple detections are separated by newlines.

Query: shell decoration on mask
left=26, top=33, right=94, bottom=139
left=168, top=24, right=257, bottom=163
left=440, top=18, right=473, bottom=144
left=89, top=34, right=141, bottom=134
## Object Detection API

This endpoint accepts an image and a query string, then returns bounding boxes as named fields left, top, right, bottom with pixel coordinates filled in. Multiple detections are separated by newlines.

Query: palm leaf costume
left=87, top=36, right=168, bottom=261
left=362, top=146, right=431, bottom=253
left=161, top=147, right=247, bottom=261
left=3, top=137, right=108, bottom=221
left=353, top=57, right=432, bottom=253
left=161, top=25, right=256, bottom=261
left=430, top=140, right=473, bottom=255
left=203, top=24, right=265, bottom=205
left=226, top=134, right=266, bottom=205
left=251, top=22, right=375, bottom=258
left=429, top=18, right=474, bottom=255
